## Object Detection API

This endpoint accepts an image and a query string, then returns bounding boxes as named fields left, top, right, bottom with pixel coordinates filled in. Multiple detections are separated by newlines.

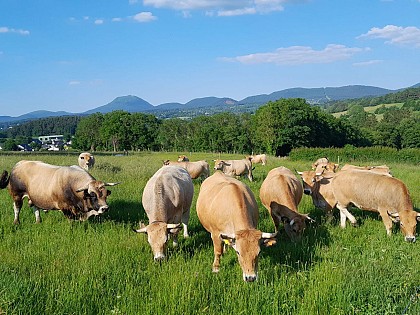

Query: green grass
left=0, top=152, right=419, bottom=314
left=332, top=103, right=404, bottom=119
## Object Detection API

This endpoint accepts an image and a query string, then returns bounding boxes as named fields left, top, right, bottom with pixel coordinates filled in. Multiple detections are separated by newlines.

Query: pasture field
left=0, top=152, right=419, bottom=315
left=332, top=103, right=404, bottom=119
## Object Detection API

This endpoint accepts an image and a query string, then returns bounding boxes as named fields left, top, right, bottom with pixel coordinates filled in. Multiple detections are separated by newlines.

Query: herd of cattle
left=0, top=152, right=418, bottom=282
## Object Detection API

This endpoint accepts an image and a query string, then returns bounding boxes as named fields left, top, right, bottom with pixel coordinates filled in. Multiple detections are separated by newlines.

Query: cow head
left=134, top=221, right=182, bottom=261
left=213, top=159, right=230, bottom=171
left=177, top=155, right=189, bottom=162
left=78, top=152, right=94, bottom=171
left=76, top=181, right=119, bottom=214
left=220, top=230, right=277, bottom=282
left=297, top=170, right=324, bottom=195
left=162, top=160, right=171, bottom=166
left=388, top=211, right=420, bottom=243
left=282, top=214, right=315, bottom=242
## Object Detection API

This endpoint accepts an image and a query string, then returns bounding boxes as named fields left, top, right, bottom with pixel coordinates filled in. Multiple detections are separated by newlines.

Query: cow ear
left=104, top=182, right=120, bottom=187
left=261, top=238, right=277, bottom=247
left=134, top=222, right=148, bottom=233
left=281, top=216, right=290, bottom=224
left=387, top=211, right=400, bottom=223
left=220, top=234, right=235, bottom=246
left=416, top=212, right=420, bottom=222
left=76, top=185, right=89, bottom=192
left=167, top=223, right=181, bottom=234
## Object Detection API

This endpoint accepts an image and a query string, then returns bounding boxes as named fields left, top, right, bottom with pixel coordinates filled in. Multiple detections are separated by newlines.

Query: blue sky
left=1, top=0, right=419, bottom=117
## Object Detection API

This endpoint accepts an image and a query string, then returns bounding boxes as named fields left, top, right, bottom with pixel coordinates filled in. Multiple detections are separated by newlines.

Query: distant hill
left=83, top=95, right=154, bottom=114
left=0, top=84, right=418, bottom=124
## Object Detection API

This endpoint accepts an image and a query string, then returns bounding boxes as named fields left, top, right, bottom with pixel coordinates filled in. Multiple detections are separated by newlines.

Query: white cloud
left=0, top=26, right=30, bottom=35
left=143, top=0, right=286, bottom=16
left=133, top=12, right=157, bottom=22
left=129, top=0, right=140, bottom=4
left=358, top=25, right=420, bottom=48
left=94, top=19, right=104, bottom=25
left=221, top=44, right=366, bottom=65
left=69, top=81, right=81, bottom=85
left=112, top=17, right=123, bottom=22
left=353, top=60, right=383, bottom=66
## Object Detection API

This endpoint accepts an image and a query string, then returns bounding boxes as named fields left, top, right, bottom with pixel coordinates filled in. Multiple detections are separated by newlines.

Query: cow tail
left=0, top=170, right=10, bottom=189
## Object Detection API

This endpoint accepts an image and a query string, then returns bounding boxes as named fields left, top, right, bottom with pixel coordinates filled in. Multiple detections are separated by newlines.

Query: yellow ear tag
left=223, top=239, right=230, bottom=245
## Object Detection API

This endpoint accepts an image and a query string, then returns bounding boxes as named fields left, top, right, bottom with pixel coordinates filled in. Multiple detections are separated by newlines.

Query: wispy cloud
left=143, top=0, right=286, bottom=16
left=94, top=19, right=104, bottom=25
left=353, top=60, right=383, bottom=66
left=133, top=12, right=157, bottom=22
left=358, top=25, right=420, bottom=48
left=69, top=80, right=81, bottom=86
left=221, top=44, right=366, bottom=65
left=0, top=26, right=30, bottom=35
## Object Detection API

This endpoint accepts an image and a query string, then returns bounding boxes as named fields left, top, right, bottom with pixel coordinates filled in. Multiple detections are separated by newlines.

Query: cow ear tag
left=223, top=239, right=231, bottom=246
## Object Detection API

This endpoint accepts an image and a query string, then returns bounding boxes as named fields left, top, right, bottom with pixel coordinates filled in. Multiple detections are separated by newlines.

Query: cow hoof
left=212, top=267, right=220, bottom=273
left=351, top=222, right=359, bottom=227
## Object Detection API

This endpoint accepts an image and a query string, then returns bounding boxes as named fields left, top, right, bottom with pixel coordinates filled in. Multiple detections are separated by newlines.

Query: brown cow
left=162, top=160, right=209, bottom=179
left=332, top=169, right=420, bottom=242
left=250, top=154, right=267, bottom=166
left=196, top=171, right=277, bottom=282
left=260, top=167, right=313, bottom=241
left=177, top=155, right=189, bottom=162
left=340, top=164, right=392, bottom=176
left=78, top=152, right=95, bottom=171
left=213, top=157, right=253, bottom=181
left=0, top=160, right=119, bottom=224
left=134, top=165, right=194, bottom=261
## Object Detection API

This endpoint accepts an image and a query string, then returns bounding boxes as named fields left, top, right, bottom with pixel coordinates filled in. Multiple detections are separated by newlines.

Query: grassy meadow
left=0, top=152, right=419, bottom=314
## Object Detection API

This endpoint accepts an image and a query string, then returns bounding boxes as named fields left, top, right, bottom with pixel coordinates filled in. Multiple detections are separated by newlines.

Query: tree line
left=2, top=98, right=419, bottom=155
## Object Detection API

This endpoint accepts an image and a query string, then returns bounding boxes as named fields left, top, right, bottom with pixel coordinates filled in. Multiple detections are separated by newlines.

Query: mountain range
left=1, top=83, right=418, bottom=124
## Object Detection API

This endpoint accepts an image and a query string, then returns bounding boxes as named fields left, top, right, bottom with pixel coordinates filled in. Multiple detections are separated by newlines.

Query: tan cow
left=340, top=164, right=392, bottom=176
left=331, top=169, right=420, bottom=242
left=312, top=157, right=339, bottom=173
left=134, top=166, right=194, bottom=261
left=196, top=171, right=277, bottom=282
left=162, top=160, right=210, bottom=179
left=0, top=160, right=119, bottom=224
left=250, top=154, right=267, bottom=166
left=213, top=157, right=253, bottom=181
left=260, top=167, right=313, bottom=241
left=177, top=155, right=189, bottom=162
left=297, top=169, right=337, bottom=222
left=78, top=152, right=95, bottom=171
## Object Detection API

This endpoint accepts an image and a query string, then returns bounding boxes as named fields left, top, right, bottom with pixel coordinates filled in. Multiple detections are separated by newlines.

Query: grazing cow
left=250, top=154, right=267, bottom=166
left=340, top=164, right=392, bottom=176
left=297, top=169, right=337, bottom=222
left=213, top=157, right=253, bottom=181
left=311, top=157, right=339, bottom=173
left=177, top=155, right=189, bottom=162
left=331, top=169, right=420, bottom=242
left=134, top=166, right=194, bottom=261
left=0, top=160, right=119, bottom=224
left=162, top=160, right=210, bottom=179
left=78, top=152, right=95, bottom=171
left=260, top=167, right=313, bottom=241
left=196, top=171, right=277, bottom=282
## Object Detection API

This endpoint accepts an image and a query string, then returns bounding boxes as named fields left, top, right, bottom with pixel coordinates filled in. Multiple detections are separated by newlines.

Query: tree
left=3, top=139, right=18, bottom=151
left=73, top=113, right=104, bottom=151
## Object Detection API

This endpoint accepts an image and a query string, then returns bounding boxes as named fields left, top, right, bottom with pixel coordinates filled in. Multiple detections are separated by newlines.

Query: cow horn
left=167, top=223, right=181, bottom=229
left=417, top=212, right=420, bottom=221
left=295, top=169, right=303, bottom=175
left=261, top=232, right=277, bottom=239
left=134, top=221, right=148, bottom=233
left=104, top=182, right=120, bottom=187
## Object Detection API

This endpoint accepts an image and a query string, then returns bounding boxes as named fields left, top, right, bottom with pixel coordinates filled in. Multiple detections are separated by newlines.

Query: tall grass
left=0, top=152, right=419, bottom=314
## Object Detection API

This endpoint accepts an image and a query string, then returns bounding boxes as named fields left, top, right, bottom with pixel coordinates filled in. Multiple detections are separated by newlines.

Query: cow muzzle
left=154, top=253, right=165, bottom=262
left=405, top=235, right=416, bottom=243
left=243, top=273, right=257, bottom=282
left=304, top=189, right=311, bottom=195
left=98, top=205, right=109, bottom=214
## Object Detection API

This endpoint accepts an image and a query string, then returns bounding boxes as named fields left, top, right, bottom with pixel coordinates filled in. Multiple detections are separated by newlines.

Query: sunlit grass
left=0, top=152, right=419, bottom=314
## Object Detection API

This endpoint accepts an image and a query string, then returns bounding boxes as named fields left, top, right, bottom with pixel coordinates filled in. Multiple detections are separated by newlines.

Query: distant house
left=38, top=134, right=64, bottom=151
left=17, top=144, right=33, bottom=152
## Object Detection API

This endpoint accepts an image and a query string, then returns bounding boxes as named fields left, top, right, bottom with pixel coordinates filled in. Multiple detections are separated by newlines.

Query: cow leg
left=336, top=203, right=357, bottom=228
left=378, top=209, right=393, bottom=236
left=13, top=199, right=23, bottom=225
left=211, top=234, right=223, bottom=273
left=248, top=171, right=253, bottom=182
left=171, top=233, right=179, bottom=248
left=271, top=213, right=281, bottom=233
left=181, top=211, right=190, bottom=238
left=32, top=205, right=41, bottom=224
